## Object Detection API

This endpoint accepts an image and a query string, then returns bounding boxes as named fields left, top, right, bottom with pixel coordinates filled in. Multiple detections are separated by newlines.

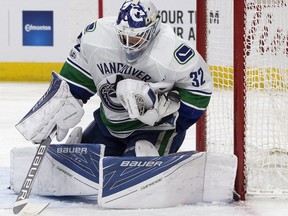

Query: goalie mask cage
left=196, top=0, right=288, bottom=200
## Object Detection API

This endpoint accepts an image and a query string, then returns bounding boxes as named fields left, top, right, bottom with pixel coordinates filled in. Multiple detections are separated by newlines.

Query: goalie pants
left=81, top=109, right=186, bottom=156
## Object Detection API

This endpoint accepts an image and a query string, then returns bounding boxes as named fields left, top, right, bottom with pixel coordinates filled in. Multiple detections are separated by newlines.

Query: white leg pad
left=10, top=145, right=104, bottom=196
left=203, top=152, right=238, bottom=202
left=98, top=152, right=237, bottom=208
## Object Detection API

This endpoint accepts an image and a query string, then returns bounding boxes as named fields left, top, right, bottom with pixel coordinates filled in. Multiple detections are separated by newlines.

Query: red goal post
left=196, top=0, right=288, bottom=200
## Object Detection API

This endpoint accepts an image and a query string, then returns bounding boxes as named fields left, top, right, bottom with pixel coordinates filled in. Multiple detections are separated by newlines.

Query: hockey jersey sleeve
left=59, top=22, right=98, bottom=103
left=173, top=47, right=213, bottom=133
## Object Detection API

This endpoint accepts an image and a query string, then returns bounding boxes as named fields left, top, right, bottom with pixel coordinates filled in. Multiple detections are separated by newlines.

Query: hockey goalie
left=11, top=0, right=237, bottom=209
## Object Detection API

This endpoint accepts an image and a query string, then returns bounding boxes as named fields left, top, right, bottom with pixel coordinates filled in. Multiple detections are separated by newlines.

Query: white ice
left=0, top=82, right=288, bottom=216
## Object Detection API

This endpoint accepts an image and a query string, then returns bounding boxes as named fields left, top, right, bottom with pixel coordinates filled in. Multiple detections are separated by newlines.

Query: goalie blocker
left=15, top=71, right=84, bottom=144
left=10, top=144, right=237, bottom=208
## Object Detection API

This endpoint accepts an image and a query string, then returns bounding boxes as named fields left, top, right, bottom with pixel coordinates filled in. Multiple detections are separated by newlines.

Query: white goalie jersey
left=59, top=17, right=213, bottom=138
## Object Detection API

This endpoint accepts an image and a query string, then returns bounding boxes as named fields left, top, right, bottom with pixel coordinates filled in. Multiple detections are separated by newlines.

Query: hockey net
left=196, top=0, right=288, bottom=199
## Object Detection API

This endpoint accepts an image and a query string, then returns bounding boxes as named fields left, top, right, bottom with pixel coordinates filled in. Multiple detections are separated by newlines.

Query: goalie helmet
left=116, top=0, right=161, bottom=63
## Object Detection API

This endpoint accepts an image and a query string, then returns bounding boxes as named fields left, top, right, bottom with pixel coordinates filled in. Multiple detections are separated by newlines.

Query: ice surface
left=0, top=82, right=287, bottom=216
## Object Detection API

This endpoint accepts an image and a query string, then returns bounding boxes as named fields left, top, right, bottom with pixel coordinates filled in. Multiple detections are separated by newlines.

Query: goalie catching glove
left=16, top=72, right=84, bottom=143
left=116, top=79, right=180, bottom=126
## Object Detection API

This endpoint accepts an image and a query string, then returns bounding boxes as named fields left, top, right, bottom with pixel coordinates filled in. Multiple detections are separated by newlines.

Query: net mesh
left=205, top=0, right=288, bottom=196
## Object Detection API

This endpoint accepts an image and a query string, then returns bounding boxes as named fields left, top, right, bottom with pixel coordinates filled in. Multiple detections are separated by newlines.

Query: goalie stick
left=13, top=130, right=55, bottom=215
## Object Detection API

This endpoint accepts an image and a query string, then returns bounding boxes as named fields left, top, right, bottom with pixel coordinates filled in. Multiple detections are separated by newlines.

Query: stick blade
left=13, top=199, right=50, bottom=215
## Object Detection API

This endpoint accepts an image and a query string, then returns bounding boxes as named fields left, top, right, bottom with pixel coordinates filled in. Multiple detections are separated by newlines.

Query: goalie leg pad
left=65, top=127, right=83, bottom=144
left=10, top=144, right=105, bottom=196
left=135, top=140, right=160, bottom=157
left=98, top=152, right=237, bottom=209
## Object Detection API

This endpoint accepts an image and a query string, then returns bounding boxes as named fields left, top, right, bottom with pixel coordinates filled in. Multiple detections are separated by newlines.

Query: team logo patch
left=174, top=44, right=195, bottom=65
left=84, top=21, right=97, bottom=33
left=98, top=81, right=125, bottom=112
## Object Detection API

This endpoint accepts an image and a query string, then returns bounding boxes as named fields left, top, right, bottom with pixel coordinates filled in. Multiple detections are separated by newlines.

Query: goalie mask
left=116, top=0, right=160, bottom=63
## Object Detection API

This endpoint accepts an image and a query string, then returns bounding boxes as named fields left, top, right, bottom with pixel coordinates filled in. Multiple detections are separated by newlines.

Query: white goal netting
left=204, top=0, right=288, bottom=197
